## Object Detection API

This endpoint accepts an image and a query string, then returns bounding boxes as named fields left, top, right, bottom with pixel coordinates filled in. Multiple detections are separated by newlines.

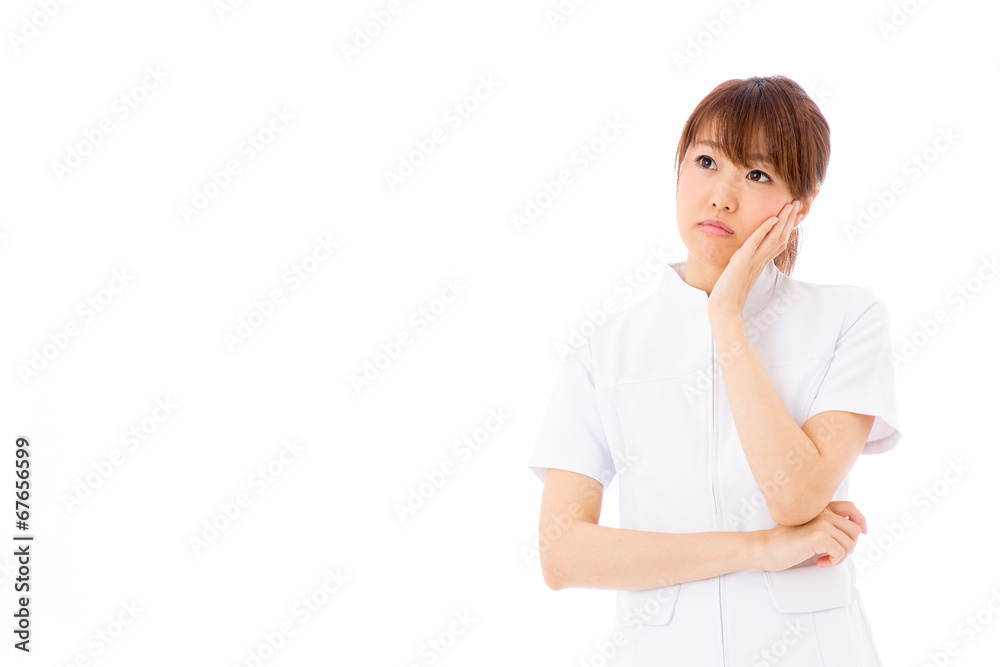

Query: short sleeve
left=527, top=338, right=617, bottom=488
left=804, top=289, right=902, bottom=454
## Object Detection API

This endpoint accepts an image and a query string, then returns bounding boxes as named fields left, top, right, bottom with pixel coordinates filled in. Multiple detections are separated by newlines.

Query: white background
left=1, top=0, right=998, bottom=665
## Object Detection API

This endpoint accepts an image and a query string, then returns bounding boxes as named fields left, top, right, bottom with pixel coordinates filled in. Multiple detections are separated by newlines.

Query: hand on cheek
left=708, top=200, right=800, bottom=316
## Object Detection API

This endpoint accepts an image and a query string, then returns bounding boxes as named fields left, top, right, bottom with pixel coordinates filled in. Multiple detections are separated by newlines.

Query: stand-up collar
left=657, top=259, right=782, bottom=314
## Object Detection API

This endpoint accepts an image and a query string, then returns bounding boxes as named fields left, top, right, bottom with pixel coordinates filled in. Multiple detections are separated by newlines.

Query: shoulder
left=591, top=287, right=663, bottom=344
left=563, top=287, right=668, bottom=385
left=774, top=272, right=889, bottom=329
left=735, top=273, right=894, bottom=367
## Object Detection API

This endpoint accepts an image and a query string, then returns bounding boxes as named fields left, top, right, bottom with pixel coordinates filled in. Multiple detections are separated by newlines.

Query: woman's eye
left=696, top=155, right=772, bottom=183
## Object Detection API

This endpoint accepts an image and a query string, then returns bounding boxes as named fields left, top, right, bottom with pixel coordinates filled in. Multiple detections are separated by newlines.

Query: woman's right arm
left=538, top=469, right=863, bottom=591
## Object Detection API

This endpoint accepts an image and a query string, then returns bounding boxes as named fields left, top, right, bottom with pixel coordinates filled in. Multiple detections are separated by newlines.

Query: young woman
left=528, top=75, right=901, bottom=666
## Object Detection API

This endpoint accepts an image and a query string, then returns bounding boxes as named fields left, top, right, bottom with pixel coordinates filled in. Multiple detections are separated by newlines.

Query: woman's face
left=676, top=127, right=802, bottom=268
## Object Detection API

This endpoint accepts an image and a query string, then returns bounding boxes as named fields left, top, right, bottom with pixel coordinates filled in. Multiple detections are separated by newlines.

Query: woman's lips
left=699, top=221, right=734, bottom=237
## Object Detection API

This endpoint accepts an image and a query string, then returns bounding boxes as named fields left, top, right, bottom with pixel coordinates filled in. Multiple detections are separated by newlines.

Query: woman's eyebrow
left=694, top=140, right=774, bottom=168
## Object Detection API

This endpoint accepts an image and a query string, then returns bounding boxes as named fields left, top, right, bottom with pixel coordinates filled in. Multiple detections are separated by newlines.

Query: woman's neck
left=682, top=254, right=726, bottom=297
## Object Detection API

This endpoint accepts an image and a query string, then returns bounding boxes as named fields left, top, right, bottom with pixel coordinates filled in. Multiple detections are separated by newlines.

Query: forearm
left=546, top=523, right=767, bottom=591
left=709, top=310, right=821, bottom=517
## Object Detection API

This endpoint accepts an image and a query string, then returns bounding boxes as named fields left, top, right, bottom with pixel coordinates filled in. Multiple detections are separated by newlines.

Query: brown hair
left=674, top=75, right=830, bottom=275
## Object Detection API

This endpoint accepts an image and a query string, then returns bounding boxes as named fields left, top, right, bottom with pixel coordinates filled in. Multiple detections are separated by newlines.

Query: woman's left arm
left=707, top=310, right=874, bottom=526
left=706, top=200, right=875, bottom=526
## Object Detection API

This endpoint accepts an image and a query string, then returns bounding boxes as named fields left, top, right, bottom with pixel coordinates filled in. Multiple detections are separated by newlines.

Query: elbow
left=540, top=525, right=584, bottom=591
left=769, top=505, right=806, bottom=527
left=765, top=489, right=796, bottom=526
left=540, top=549, right=567, bottom=591
left=539, top=518, right=590, bottom=591
left=768, top=495, right=827, bottom=527
left=542, top=570, right=564, bottom=591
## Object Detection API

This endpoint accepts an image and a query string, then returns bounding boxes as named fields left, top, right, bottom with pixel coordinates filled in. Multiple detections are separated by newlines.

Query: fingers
left=817, top=552, right=843, bottom=568
left=827, top=501, right=867, bottom=534
left=828, top=511, right=863, bottom=542
left=780, top=201, right=798, bottom=238
left=754, top=214, right=781, bottom=245
left=812, top=526, right=852, bottom=567
left=826, top=517, right=860, bottom=563
left=815, top=504, right=866, bottom=566
left=754, top=200, right=800, bottom=264
left=762, top=201, right=797, bottom=251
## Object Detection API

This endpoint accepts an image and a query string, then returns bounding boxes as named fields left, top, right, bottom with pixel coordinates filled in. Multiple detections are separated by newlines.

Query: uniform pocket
left=616, top=583, right=682, bottom=626
left=763, top=562, right=854, bottom=613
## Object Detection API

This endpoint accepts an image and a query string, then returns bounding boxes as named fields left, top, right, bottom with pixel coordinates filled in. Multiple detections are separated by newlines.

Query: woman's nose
left=710, top=182, right=737, bottom=211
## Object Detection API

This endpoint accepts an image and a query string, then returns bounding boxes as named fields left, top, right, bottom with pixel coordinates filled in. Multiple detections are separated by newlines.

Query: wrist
left=708, top=307, right=744, bottom=330
left=748, top=530, right=771, bottom=571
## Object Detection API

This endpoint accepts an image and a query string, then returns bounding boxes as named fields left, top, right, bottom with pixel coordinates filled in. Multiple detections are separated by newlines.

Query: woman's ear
left=793, top=185, right=820, bottom=227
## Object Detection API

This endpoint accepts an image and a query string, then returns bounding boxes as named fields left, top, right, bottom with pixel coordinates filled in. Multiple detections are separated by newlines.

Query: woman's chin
left=683, top=236, right=736, bottom=266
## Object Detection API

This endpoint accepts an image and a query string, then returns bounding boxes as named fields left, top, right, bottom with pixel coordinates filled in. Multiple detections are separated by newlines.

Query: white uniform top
left=528, top=259, right=901, bottom=667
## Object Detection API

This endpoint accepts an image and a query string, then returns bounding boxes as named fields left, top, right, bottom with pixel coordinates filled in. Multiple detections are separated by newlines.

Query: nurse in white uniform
left=528, top=75, right=902, bottom=667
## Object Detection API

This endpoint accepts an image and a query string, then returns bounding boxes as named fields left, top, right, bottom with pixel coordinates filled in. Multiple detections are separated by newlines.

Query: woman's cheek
left=676, top=174, right=697, bottom=201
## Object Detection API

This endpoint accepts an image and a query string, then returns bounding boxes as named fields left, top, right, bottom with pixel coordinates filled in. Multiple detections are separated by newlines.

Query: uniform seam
left=811, top=611, right=828, bottom=667
left=606, top=390, right=644, bottom=532
left=854, top=595, right=884, bottom=666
